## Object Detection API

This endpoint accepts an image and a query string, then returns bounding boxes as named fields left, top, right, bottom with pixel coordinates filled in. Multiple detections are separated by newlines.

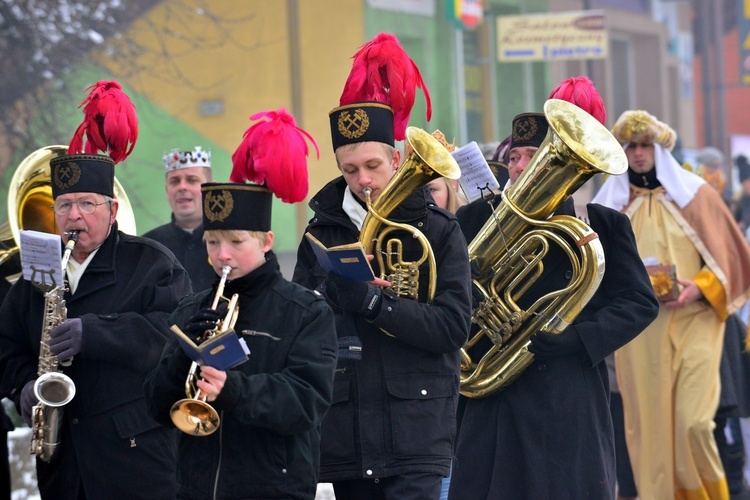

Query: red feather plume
left=68, top=80, right=138, bottom=164
left=230, top=108, right=319, bottom=204
left=339, top=32, right=432, bottom=141
left=548, top=76, right=606, bottom=125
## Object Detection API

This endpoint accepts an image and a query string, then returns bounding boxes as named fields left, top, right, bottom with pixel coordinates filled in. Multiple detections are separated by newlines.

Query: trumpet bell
left=170, top=398, right=220, bottom=436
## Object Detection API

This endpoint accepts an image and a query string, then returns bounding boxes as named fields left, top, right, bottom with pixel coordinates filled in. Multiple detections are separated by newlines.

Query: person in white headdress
left=592, top=110, right=750, bottom=500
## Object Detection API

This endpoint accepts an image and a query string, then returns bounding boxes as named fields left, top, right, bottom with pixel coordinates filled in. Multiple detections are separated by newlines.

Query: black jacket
left=292, top=176, right=472, bottom=482
left=0, top=223, right=192, bottom=499
left=143, top=215, right=216, bottom=293
left=451, top=198, right=659, bottom=499
left=145, top=253, right=338, bottom=499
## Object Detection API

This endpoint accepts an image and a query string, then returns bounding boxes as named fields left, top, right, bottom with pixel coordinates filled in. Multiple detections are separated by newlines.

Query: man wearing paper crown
left=0, top=80, right=192, bottom=498
left=143, top=146, right=216, bottom=291
left=451, top=95, right=657, bottom=499
left=292, top=33, right=472, bottom=499
left=145, top=109, right=338, bottom=499
left=592, top=109, right=750, bottom=499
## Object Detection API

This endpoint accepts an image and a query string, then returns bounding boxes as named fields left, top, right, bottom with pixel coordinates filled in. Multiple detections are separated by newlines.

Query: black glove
left=20, top=380, right=38, bottom=427
left=528, top=330, right=585, bottom=361
left=470, top=283, right=485, bottom=309
left=48, top=318, right=83, bottom=361
left=337, top=336, right=363, bottom=361
left=183, top=301, right=229, bottom=342
left=325, top=272, right=382, bottom=318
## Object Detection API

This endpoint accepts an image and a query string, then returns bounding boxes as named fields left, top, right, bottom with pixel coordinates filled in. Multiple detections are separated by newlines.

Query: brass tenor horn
left=170, top=266, right=239, bottom=436
left=0, top=145, right=137, bottom=280
left=459, top=99, right=627, bottom=398
left=359, top=127, right=460, bottom=302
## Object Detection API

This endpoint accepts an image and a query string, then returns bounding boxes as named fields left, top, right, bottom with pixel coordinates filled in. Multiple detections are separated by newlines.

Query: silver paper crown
left=163, top=146, right=212, bottom=172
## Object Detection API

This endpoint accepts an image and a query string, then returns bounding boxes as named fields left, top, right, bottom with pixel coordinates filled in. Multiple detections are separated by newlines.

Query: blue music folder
left=305, top=232, right=375, bottom=282
left=171, top=325, right=249, bottom=371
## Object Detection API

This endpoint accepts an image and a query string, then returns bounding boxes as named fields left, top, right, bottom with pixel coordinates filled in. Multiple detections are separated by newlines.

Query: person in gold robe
left=592, top=110, right=750, bottom=500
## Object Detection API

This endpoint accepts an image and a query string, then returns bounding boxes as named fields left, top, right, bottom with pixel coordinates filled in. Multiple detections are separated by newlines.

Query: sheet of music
left=20, top=230, right=63, bottom=288
left=452, top=141, right=500, bottom=202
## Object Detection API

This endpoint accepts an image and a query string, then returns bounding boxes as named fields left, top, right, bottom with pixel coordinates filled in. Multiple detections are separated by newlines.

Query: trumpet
left=169, top=266, right=239, bottom=436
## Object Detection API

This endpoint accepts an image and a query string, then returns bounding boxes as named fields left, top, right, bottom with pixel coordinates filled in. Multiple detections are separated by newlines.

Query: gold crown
left=611, top=110, right=677, bottom=151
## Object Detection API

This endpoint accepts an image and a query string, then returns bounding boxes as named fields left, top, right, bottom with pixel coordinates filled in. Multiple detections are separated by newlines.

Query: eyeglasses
left=51, top=199, right=110, bottom=216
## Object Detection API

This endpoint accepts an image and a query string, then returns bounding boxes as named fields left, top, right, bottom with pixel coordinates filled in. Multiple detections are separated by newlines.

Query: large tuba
left=0, top=145, right=137, bottom=282
left=459, top=99, right=627, bottom=398
left=359, top=126, right=460, bottom=303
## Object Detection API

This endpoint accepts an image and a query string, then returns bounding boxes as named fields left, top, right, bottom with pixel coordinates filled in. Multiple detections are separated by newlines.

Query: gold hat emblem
left=338, top=108, right=370, bottom=139
left=204, top=190, right=234, bottom=222
left=513, top=116, right=539, bottom=143
left=53, top=161, right=81, bottom=190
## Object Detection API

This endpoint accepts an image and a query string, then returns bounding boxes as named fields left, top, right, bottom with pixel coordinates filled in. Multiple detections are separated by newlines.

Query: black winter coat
left=143, top=215, right=216, bottom=293
left=450, top=198, right=659, bottom=499
left=145, top=253, right=338, bottom=500
left=0, top=223, right=192, bottom=499
left=292, top=177, right=473, bottom=482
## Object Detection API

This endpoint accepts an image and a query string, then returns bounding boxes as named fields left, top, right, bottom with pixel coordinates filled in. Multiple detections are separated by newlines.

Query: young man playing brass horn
left=145, top=108, right=337, bottom=499
left=451, top=78, right=658, bottom=499
left=292, top=33, right=472, bottom=499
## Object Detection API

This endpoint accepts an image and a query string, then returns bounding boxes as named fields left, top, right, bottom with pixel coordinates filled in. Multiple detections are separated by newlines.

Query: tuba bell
left=0, top=145, right=137, bottom=281
left=359, top=126, right=461, bottom=303
left=459, top=99, right=627, bottom=398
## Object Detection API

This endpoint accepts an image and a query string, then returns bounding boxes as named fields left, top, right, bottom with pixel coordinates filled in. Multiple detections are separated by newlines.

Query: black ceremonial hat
left=50, top=154, right=115, bottom=199
left=487, top=160, right=510, bottom=186
left=329, top=102, right=394, bottom=151
left=510, top=113, right=548, bottom=150
left=201, top=183, right=272, bottom=232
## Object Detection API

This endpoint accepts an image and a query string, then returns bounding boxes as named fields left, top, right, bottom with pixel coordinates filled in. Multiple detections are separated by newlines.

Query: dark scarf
left=628, top=167, right=661, bottom=189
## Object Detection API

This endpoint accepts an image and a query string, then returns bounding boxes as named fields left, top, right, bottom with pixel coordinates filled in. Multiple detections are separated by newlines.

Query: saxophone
left=30, top=231, right=78, bottom=462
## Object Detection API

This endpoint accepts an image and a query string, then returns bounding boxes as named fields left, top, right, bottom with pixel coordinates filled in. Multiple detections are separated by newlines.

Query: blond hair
left=430, top=177, right=466, bottom=214
left=335, top=142, right=396, bottom=165
left=203, top=229, right=270, bottom=246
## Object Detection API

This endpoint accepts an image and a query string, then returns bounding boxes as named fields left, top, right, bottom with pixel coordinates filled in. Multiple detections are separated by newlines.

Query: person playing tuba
left=450, top=77, right=659, bottom=499
left=292, top=33, right=472, bottom=499
left=0, top=81, right=192, bottom=498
